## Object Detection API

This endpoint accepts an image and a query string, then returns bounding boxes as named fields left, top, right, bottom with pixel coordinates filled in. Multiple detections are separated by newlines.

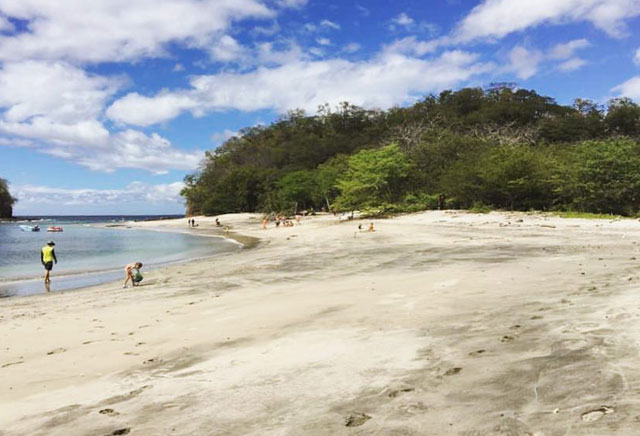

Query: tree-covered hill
left=182, top=86, right=640, bottom=217
left=0, top=178, right=16, bottom=218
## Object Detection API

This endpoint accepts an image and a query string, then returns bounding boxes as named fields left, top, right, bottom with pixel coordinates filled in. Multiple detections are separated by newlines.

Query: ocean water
left=0, top=216, right=241, bottom=298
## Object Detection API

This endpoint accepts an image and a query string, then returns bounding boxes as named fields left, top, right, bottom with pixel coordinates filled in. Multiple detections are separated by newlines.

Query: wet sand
left=2, top=211, right=640, bottom=435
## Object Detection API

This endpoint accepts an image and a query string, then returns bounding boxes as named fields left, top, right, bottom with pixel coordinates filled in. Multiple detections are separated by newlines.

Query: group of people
left=358, top=222, right=376, bottom=232
left=262, top=214, right=302, bottom=229
left=40, top=241, right=143, bottom=289
left=188, top=218, right=198, bottom=227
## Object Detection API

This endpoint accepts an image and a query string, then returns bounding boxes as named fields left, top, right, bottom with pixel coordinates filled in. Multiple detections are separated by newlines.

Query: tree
left=441, top=144, right=556, bottom=211
left=315, top=154, right=349, bottom=212
left=276, top=170, right=319, bottom=213
left=559, top=138, right=640, bottom=215
left=0, top=178, right=16, bottom=218
left=334, top=143, right=412, bottom=211
left=605, top=98, right=640, bottom=137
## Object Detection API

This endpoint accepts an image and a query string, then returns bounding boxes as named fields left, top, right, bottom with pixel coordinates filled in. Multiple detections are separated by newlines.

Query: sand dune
left=2, top=211, right=640, bottom=435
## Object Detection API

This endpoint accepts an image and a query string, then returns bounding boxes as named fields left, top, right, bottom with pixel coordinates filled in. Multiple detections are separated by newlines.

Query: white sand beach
left=3, top=211, right=640, bottom=435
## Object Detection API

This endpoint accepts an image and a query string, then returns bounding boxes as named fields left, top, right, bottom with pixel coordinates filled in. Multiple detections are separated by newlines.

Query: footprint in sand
left=2, top=360, right=24, bottom=368
left=469, top=349, right=486, bottom=356
left=99, top=408, right=120, bottom=416
left=109, top=428, right=130, bottom=435
left=388, top=388, right=415, bottom=398
left=344, top=412, right=371, bottom=427
left=46, top=348, right=66, bottom=355
left=581, top=406, right=614, bottom=422
left=501, top=335, right=515, bottom=343
left=444, top=367, right=462, bottom=376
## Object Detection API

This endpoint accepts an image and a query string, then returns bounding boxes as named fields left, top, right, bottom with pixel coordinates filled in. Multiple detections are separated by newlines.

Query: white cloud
left=507, top=46, right=543, bottom=79
left=106, top=93, right=197, bottom=127
left=343, top=43, right=361, bottom=54
left=454, top=0, right=640, bottom=42
left=557, top=57, right=588, bottom=72
left=0, top=0, right=274, bottom=64
left=107, top=50, right=493, bottom=125
left=0, top=14, right=14, bottom=32
left=316, top=38, right=331, bottom=46
left=211, top=129, right=240, bottom=145
left=0, top=61, right=121, bottom=124
left=276, top=0, right=308, bottom=9
left=549, top=39, right=590, bottom=59
left=391, top=13, right=415, bottom=28
left=612, top=76, right=640, bottom=99
left=209, top=35, right=247, bottom=62
left=635, top=48, right=640, bottom=66
left=382, top=36, right=444, bottom=57
left=0, top=60, right=202, bottom=173
left=11, top=181, right=186, bottom=207
left=320, top=20, right=340, bottom=30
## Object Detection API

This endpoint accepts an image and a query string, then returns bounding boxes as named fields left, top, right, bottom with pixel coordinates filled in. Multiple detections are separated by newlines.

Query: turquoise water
left=0, top=220, right=240, bottom=297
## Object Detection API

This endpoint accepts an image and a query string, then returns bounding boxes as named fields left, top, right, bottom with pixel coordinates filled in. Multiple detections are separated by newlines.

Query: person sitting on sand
left=40, top=240, right=57, bottom=283
left=368, top=222, right=375, bottom=232
left=215, top=218, right=221, bottom=227
left=123, top=262, right=143, bottom=288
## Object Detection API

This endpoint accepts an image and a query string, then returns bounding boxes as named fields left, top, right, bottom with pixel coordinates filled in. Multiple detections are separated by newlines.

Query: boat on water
left=47, top=226, right=63, bottom=232
left=19, top=224, right=40, bottom=232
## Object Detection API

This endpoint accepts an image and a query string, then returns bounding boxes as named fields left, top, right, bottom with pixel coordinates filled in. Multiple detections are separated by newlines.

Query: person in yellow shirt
left=40, top=241, right=58, bottom=283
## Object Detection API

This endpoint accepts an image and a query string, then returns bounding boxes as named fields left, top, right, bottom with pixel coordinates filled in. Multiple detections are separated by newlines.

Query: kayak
left=47, top=226, right=63, bottom=232
left=20, top=224, right=40, bottom=232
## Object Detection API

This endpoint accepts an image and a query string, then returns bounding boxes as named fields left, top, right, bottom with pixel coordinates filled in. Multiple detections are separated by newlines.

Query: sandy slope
left=3, top=211, right=640, bottom=435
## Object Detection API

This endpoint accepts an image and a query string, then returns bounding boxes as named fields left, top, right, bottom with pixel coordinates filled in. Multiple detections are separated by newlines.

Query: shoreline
left=0, top=220, right=248, bottom=298
left=3, top=210, right=640, bottom=435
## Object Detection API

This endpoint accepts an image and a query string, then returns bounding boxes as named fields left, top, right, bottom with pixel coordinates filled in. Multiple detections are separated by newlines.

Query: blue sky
left=0, top=0, right=639, bottom=215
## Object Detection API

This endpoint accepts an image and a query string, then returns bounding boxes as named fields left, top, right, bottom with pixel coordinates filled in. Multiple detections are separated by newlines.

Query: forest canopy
left=181, top=86, right=640, bottom=217
left=0, top=178, right=16, bottom=218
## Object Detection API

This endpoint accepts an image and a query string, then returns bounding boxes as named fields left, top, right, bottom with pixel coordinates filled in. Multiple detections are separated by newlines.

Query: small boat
left=47, top=226, right=63, bottom=232
left=20, top=224, right=41, bottom=232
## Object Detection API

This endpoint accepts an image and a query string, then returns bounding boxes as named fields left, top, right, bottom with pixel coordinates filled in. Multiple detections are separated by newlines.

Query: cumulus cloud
left=557, top=58, right=588, bottom=72
left=211, top=129, right=240, bottom=145
left=0, top=61, right=121, bottom=124
left=0, top=0, right=274, bottom=64
left=382, top=36, right=445, bottom=57
left=612, top=76, right=640, bottom=100
left=0, top=61, right=202, bottom=173
left=391, top=13, right=415, bottom=28
left=320, top=20, right=340, bottom=30
left=507, top=46, right=543, bottom=79
left=343, top=43, right=361, bottom=54
left=11, top=181, right=185, bottom=208
left=0, top=14, right=14, bottom=32
left=276, top=0, right=308, bottom=9
left=107, top=50, right=493, bottom=126
left=549, top=39, right=590, bottom=59
left=454, top=0, right=640, bottom=42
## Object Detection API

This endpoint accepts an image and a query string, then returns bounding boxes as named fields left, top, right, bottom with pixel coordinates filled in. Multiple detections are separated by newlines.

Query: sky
left=1, top=0, right=639, bottom=215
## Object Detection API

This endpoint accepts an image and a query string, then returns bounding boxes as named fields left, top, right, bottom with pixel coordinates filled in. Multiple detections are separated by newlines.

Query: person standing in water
left=40, top=241, right=57, bottom=283
left=123, top=262, right=143, bottom=288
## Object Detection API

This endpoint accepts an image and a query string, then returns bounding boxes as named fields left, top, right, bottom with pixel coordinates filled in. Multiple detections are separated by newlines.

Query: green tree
left=605, top=98, right=640, bottom=137
left=442, top=144, right=556, bottom=211
left=334, top=143, right=412, bottom=210
left=560, top=138, right=640, bottom=215
left=0, top=178, right=16, bottom=218
left=276, top=169, right=319, bottom=213
left=315, top=154, right=349, bottom=211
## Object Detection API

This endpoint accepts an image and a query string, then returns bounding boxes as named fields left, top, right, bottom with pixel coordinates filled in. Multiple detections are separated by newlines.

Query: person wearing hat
left=41, top=241, right=58, bottom=283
